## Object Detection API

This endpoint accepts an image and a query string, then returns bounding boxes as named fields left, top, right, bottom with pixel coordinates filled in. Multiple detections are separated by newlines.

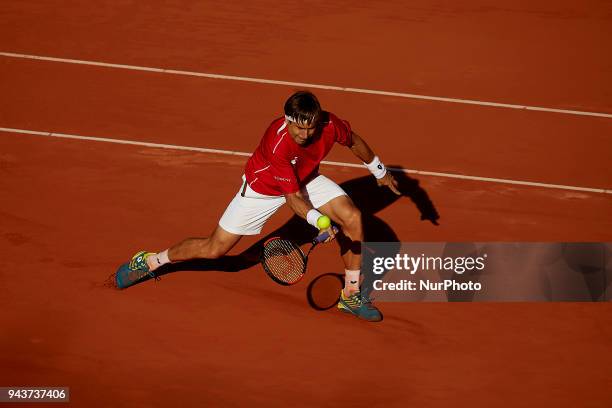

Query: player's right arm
left=284, top=190, right=312, bottom=219
left=285, top=191, right=336, bottom=242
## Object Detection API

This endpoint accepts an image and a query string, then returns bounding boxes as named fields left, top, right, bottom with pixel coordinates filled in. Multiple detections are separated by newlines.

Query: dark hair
left=284, top=91, right=322, bottom=125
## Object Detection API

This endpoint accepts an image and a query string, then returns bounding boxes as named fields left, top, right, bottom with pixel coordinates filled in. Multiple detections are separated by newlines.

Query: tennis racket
left=261, top=226, right=339, bottom=286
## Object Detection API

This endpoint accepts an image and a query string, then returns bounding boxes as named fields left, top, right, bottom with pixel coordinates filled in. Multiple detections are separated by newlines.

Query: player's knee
left=206, top=245, right=227, bottom=259
left=341, top=207, right=362, bottom=233
left=191, top=240, right=225, bottom=260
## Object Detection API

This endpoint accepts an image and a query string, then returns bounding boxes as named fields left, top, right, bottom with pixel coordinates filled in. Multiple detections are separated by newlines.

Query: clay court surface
left=1, top=1, right=611, bottom=407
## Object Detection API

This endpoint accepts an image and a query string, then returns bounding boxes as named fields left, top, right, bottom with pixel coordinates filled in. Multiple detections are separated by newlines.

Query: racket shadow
left=153, top=168, right=440, bottom=307
left=307, top=273, right=344, bottom=311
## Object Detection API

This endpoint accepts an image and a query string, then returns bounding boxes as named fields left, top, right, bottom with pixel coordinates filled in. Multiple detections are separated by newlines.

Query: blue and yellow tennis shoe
left=114, top=251, right=155, bottom=289
left=337, top=291, right=383, bottom=322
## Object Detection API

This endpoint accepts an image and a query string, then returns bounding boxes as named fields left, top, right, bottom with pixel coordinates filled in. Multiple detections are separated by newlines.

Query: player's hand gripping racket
left=261, top=226, right=339, bottom=286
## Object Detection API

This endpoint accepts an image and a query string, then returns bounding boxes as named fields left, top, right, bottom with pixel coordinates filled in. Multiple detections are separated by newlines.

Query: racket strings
left=262, top=239, right=306, bottom=284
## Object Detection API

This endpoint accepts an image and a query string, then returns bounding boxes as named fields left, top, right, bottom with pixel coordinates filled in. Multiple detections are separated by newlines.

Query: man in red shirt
left=115, top=91, right=399, bottom=321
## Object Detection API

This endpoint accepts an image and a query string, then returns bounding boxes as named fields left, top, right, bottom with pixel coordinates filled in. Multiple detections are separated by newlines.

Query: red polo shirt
left=244, top=112, right=352, bottom=196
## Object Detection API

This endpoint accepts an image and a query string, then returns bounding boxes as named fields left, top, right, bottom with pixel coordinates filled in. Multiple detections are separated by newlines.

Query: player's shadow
left=157, top=167, right=439, bottom=280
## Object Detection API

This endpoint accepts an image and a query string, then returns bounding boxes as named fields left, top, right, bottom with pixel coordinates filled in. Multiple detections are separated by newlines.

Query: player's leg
left=115, top=176, right=286, bottom=289
left=163, top=225, right=242, bottom=263
left=142, top=226, right=242, bottom=271
left=115, top=225, right=243, bottom=289
left=149, top=178, right=285, bottom=271
left=317, top=195, right=362, bottom=294
left=305, top=175, right=382, bottom=321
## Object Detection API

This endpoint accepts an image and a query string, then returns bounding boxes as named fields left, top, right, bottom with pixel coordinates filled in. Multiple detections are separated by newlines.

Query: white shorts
left=218, top=174, right=347, bottom=235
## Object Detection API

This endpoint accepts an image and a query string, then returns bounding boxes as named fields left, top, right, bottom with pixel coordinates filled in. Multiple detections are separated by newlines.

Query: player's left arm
left=349, top=131, right=401, bottom=195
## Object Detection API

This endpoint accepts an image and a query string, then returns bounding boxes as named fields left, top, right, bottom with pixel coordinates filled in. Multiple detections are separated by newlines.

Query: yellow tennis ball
left=317, top=215, right=331, bottom=229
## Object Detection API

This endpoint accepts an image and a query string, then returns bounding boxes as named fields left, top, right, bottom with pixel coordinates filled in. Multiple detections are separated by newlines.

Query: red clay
left=1, top=58, right=611, bottom=189
left=1, top=135, right=611, bottom=407
left=2, top=1, right=611, bottom=111
left=1, top=2, right=611, bottom=407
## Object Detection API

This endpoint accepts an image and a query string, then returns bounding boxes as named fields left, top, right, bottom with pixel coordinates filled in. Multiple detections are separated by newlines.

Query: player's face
left=287, top=119, right=319, bottom=146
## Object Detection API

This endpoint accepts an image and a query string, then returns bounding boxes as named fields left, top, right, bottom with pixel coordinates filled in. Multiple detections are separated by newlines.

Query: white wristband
left=306, top=209, right=323, bottom=228
left=365, top=156, right=387, bottom=179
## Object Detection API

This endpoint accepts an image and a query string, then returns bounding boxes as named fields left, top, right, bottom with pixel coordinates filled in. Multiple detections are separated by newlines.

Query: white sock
left=148, top=249, right=171, bottom=270
left=344, top=269, right=360, bottom=294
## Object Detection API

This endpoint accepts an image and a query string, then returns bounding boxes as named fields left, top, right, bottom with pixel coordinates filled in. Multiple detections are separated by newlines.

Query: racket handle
left=313, top=226, right=339, bottom=244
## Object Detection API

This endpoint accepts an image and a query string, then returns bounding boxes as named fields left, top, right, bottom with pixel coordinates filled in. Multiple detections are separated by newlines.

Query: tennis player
left=116, top=91, right=399, bottom=321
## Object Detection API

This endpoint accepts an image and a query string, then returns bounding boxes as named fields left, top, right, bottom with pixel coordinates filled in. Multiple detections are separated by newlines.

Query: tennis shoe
left=114, top=251, right=155, bottom=289
left=337, top=290, right=383, bottom=322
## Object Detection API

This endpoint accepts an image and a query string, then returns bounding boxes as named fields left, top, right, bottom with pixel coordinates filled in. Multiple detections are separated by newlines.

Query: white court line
left=1, top=51, right=611, bottom=119
left=1, top=126, right=610, bottom=195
